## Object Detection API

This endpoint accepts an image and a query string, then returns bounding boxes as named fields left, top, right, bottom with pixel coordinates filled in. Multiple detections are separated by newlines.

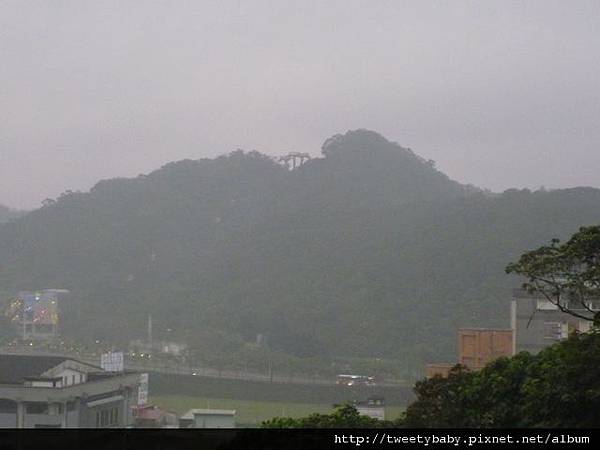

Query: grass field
left=151, top=395, right=405, bottom=427
left=149, top=372, right=413, bottom=407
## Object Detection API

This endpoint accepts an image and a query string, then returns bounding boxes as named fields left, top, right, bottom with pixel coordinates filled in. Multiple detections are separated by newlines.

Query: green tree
left=464, top=353, right=534, bottom=427
left=506, top=225, right=600, bottom=323
left=403, top=365, right=475, bottom=427
left=262, top=404, right=392, bottom=428
left=520, top=330, right=600, bottom=427
left=402, top=332, right=600, bottom=428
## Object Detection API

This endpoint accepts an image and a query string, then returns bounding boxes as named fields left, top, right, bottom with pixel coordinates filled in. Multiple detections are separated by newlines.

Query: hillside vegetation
left=0, top=205, right=24, bottom=224
left=2, top=130, right=600, bottom=373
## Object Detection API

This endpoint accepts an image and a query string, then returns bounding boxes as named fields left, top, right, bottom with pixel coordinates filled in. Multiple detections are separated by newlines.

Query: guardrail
left=0, top=346, right=406, bottom=387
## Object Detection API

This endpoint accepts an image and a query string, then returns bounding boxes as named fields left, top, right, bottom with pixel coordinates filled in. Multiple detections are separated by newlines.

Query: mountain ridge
left=1, top=130, right=599, bottom=372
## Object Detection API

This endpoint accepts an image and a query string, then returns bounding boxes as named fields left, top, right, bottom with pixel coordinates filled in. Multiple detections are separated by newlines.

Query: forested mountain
left=2, top=130, right=600, bottom=370
left=0, top=205, right=24, bottom=224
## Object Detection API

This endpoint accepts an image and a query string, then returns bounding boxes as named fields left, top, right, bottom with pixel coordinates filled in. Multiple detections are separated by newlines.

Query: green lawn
left=151, top=395, right=404, bottom=427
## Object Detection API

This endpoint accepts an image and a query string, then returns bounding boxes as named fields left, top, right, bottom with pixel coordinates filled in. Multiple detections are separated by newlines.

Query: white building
left=179, top=409, right=236, bottom=428
left=0, top=354, right=141, bottom=428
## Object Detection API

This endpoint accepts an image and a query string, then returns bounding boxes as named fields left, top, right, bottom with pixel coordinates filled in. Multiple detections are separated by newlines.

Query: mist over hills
left=1, top=129, right=600, bottom=370
left=0, top=205, right=24, bottom=224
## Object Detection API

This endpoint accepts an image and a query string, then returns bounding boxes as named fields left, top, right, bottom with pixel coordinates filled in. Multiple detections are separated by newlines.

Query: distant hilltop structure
left=277, top=152, right=311, bottom=170
left=5, top=289, right=69, bottom=341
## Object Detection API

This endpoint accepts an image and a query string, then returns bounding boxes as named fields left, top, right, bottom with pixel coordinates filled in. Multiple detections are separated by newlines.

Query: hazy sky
left=1, top=1, right=599, bottom=209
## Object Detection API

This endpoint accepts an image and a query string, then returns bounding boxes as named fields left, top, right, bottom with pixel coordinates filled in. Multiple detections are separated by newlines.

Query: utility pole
left=147, top=314, right=153, bottom=350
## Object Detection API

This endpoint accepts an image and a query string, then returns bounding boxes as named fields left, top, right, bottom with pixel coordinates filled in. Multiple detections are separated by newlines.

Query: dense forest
left=1, top=130, right=600, bottom=373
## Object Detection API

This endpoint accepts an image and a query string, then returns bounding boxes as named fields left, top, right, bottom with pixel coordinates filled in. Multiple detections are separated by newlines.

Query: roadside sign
left=138, top=373, right=149, bottom=405
left=100, top=351, right=124, bottom=372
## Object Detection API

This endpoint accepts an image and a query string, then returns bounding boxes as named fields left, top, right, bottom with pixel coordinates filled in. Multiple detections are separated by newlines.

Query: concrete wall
left=0, top=413, right=17, bottom=428
left=1, top=401, right=84, bottom=428
left=66, top=410, right=80, bottom=428
left=56, top=368, right=86, bottom=387
left=23, top=414, right=62, bottom=428
left=0, top=399, right=17, bottom=428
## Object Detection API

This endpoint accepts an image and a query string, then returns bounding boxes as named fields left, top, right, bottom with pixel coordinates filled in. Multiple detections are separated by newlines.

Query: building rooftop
left=181, top=409, right=236, bottom=419
left=87, top=370, right=137, bottom=381
left=0, top=354, right=70, bottom=385
left=512, top=288, right=547, bottom=299
left=0, top=354, right=104, bottom=385
left=458, top=327, right=513, bottom=332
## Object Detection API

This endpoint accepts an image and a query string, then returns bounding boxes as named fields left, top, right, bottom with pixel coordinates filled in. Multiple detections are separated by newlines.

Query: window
left=0, top=399, right=17, bottom=414
left=536, top=299, right=558, bottom=310
left=584, top=300, right=600, bottom=311
left=26, top=402, right=49, bottom=414
left=72, top=374, right=76, bottom=385
left=543, top=321, right=568, bottom=340
left=579, top=320, right=592, bottom=333
left=96, top=407, right=120, bottom=427
left=111, top=408, right=118, bottom=425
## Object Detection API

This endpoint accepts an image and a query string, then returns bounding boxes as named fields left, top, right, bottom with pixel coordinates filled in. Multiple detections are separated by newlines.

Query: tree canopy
left=262, top=403, right=396, bottom=428
left=403, top=330, right=600, bottom=427
left=507, top=225, right=600, bottom=323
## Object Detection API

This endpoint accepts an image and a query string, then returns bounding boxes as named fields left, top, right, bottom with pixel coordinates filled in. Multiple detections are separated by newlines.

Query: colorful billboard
left=19, top=291, right=59, bottom=325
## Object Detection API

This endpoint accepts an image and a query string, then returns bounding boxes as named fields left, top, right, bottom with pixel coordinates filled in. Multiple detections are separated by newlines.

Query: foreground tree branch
left=506, top=225, right=600, bottom=324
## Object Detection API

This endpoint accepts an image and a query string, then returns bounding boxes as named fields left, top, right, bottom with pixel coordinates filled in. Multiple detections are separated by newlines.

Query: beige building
left=458, top=328, right=514, bottom=369
left=425, top=328, right=514, bottom=378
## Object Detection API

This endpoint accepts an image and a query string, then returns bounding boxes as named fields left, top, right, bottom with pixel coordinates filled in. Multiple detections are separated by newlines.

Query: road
left=0, top=346, right=407, bottom=387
